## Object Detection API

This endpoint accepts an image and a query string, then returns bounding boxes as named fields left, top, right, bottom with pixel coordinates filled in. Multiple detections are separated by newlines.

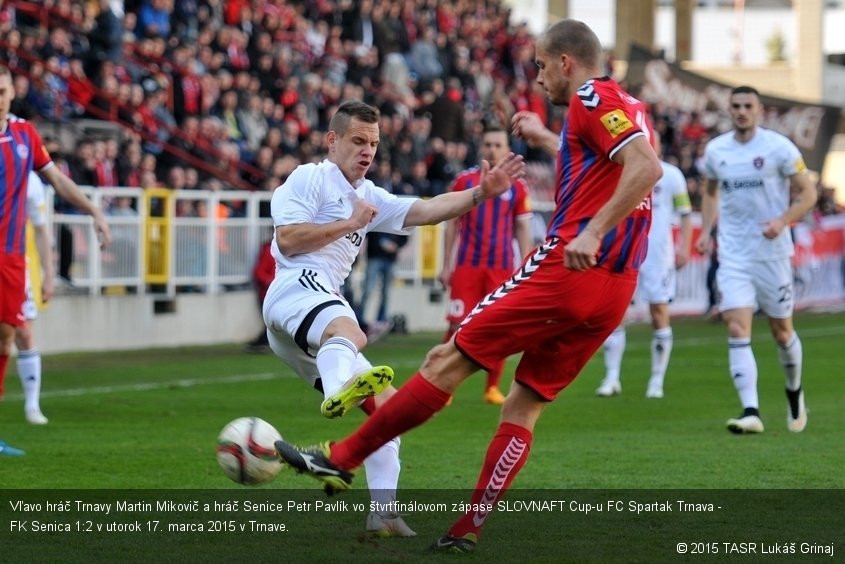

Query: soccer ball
left=216, top=417, right=283, bottom=485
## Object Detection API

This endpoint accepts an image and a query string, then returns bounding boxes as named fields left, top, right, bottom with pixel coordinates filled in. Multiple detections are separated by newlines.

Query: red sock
left=485, top=359, right=505, bottom=389
left=448, top=422, right=533, bottom=541
left=331, top=372, right=450, bottom=469
left=359, top=397, right=376, bottom=416
left=0, top=354, right=8, bottom=399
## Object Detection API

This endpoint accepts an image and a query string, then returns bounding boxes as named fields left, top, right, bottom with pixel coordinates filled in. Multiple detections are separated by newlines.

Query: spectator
left=359, top=232, right=408, bottom=338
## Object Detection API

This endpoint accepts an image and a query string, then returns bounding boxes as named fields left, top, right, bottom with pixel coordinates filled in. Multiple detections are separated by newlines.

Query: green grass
left=1, top=312, right=844, bottom=562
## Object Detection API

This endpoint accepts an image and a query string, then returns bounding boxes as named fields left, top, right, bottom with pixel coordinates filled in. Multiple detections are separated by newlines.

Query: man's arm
left=403, top=153, right=524, bottom=228
left=511, top=111, right=559, bottom=157
left=675, top=212, right=693, bottom=269
left=33, top=223, right=56, bottom=303
left=437, top=217, right=459, bottom=288
left=762, top=171, right=818, bottom=240
left=565, top=136, right=663, bottom=270
left=695, top=178, right=720, bottom=254
left=39, top=166, right=112, bottom=248
left=515, top=215, right=534, bottom=259
left=275, top=198, right=377, bottom=257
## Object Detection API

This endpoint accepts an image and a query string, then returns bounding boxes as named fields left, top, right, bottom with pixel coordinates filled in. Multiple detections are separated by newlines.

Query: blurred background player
left=358, top=231, right=407, bottom=340
left=0, top=65, right=110, bottom=451
left=243, top=236, right=274, bottom=354
left=438, top=124, right=533, bottom=405
left=16, top=171, right=55, bottom=424
left=597, top=135, right=693, bottom=398
left=696, top=85, right=817, bottom=434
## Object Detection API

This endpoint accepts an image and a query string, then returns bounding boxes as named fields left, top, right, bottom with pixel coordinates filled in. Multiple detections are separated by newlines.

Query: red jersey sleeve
left=27, top=123, right=53, bottom=171
left=513, top=178, right=532, bottom=216
left=569, top=81, right=647, bottom=160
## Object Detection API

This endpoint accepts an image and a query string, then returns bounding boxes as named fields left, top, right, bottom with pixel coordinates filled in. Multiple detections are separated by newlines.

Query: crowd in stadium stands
left=0, top=0, right=838, bottom=221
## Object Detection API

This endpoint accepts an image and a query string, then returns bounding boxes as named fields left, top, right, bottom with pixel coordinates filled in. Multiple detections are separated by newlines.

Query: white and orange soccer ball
left=216, top=417, right=283, bottom=485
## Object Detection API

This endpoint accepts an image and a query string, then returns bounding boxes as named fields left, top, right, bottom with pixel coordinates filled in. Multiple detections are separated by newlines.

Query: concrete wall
left=32, top=286, right=449, bottom=355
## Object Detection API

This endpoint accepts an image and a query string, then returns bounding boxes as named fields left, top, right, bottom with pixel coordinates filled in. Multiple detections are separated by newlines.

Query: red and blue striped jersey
left=546, top=77, right=653, bottom=273
left=448, top=169, right=532, bottom=270
left=0, top=117, right=53, bottom=256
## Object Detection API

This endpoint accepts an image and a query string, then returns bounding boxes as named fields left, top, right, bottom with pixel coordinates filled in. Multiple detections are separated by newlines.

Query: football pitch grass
left=1, top=312, right=843, bottom=562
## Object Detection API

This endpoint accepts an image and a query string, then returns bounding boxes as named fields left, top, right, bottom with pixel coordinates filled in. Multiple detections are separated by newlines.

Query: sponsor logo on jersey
left=721, top=178, right=764, bottom=192
left=753, top=156, right=765, bottom=169
left=600, top=109, right=634, bottom=138
left=16, top=144, right=29, bottom=159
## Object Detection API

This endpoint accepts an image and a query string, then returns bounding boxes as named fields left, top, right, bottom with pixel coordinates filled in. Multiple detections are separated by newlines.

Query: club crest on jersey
left=753, top=156, right=765, bottom=169
left=16, top=144, right=29, bottom=159
left=576, top=81, right=600, bottom=109
left=600, top=109, right=634, bottom=138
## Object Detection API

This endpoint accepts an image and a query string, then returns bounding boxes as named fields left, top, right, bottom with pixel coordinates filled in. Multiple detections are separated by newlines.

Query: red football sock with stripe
left=447, top=422, right=533, bottom=540
left=331, top=372, right=451, bottom=469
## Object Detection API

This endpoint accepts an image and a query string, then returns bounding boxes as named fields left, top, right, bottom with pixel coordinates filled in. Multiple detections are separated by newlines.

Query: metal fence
left=50, top=187, right=443, bottom=297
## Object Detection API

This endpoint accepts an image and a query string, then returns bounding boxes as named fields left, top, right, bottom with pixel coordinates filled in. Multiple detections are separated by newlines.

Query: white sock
left=778, top=332, right=803, bottom=391
left=650, top=327, right=673, bottom=386
left=316, top=337, right=358, bottom=399
left=17, top=349, right=41, bottom=413
left=728, top=337, right=758, bottom=410
left=603, top=327, right=626, bottom=384
left=364, top=437, right=401, bottom=515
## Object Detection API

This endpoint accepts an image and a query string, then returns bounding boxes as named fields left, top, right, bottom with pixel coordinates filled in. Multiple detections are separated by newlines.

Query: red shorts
left=447, top=265, right=514, bottom=324
left=0, top=253, right=26, bottom=327
left=454, top=240, right=637, bottom=401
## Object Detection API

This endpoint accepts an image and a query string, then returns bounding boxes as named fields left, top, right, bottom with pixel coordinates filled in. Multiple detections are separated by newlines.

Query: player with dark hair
left=695, top=85, right=817, bottom=434
left=438, top=125, right=533, bottom=405
left=262, top=100, right=524, bottom=537
left=273, top=20, right=662, bottom=553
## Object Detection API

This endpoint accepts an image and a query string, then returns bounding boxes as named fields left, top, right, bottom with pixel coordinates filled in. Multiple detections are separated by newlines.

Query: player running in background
left=438, top=124, right=534, bottom=405
left=16, top=171, right=55, bottom=425
left=0, top=64, right=111, bottom=404
left=274, top=20, right=662, bottom=553
left=696, top=85, right=816, bottom=434
left=597, top=136, right=693, bottom=399
left=262, top=100, right=524, bottom=537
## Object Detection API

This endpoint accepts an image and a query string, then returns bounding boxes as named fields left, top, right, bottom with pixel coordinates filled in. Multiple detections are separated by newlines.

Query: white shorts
left=263, top=267, right=373, bottom=396
left=635, top=262, right=676, bottom=305
left=717, top=259, right=794, bottom=319
left=262, top=267, right=357, bottom=358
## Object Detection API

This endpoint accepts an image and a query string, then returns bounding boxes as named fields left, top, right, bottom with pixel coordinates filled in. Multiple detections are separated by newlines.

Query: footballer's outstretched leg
left=274, top=440, right=353, bottom=493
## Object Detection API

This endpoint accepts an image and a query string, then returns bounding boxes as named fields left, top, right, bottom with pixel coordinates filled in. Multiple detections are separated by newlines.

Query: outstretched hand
left=478, top=153, right=525, bottom=200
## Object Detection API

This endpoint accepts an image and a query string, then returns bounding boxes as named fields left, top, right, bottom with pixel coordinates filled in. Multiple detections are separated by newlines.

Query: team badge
left=600, top=109, right=634, bottom=138
left=16, top=144, right=29, bottom=159
left=753, top=156, right=764, bottom=169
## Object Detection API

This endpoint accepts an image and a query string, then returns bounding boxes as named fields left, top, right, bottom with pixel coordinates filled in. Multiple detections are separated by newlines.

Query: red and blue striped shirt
left=546, top=77, right=653, bottom=273
left=448, top=169, right=532, bottom=270
left=0, top=116, right=53, bottom=256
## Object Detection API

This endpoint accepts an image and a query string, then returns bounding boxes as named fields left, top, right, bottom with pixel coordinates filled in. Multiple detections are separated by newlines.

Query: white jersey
left=643, top=161, right=691, bottom=269
left=26, top=171, right=49, bottom=227
left=270, top=160, right=415, bottom=290
left=703, top=127, right=806, bottom=263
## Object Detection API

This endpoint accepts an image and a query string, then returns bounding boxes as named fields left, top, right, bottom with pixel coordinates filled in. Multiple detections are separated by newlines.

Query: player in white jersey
left=696, top=85, right=817, bottom=434
left=15, top=172, right=54, bottom=425
left=262, top=101, right=523, bottom=537
left=597, top=157, right=692, bottom=398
